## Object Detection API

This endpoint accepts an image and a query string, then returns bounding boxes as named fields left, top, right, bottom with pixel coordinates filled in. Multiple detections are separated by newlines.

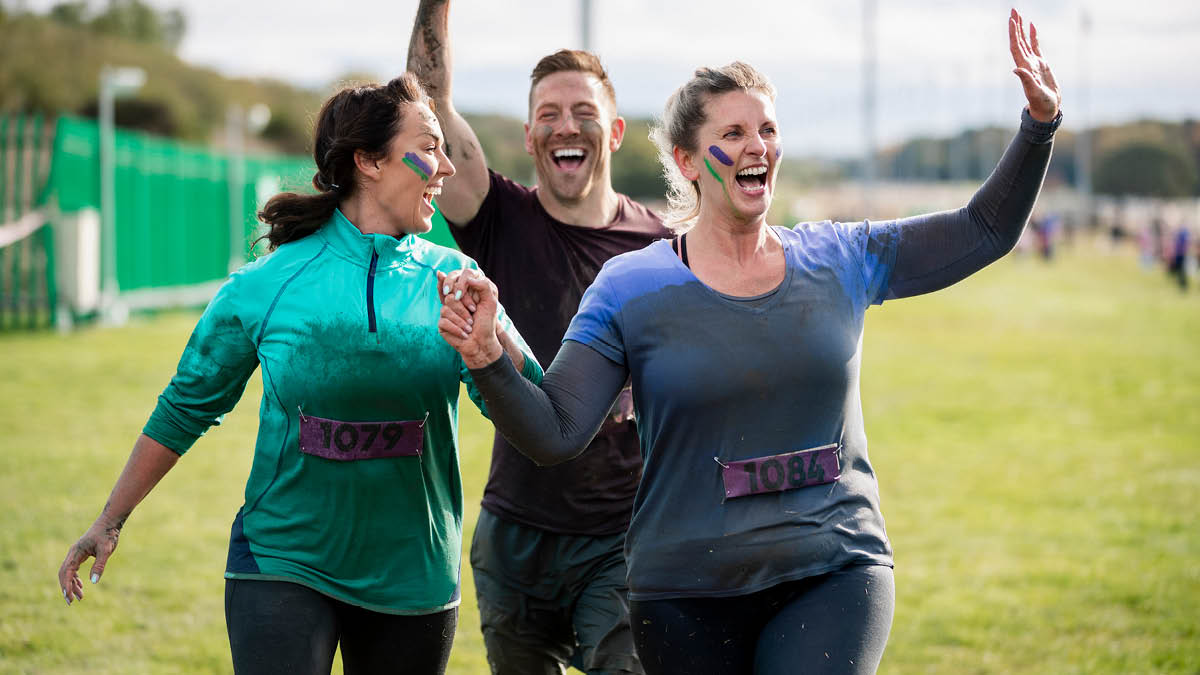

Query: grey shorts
left=470, top=509, right=641, bottom=675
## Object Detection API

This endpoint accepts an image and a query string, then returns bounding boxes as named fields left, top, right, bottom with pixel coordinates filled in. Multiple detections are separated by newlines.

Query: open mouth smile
left=734, top=165, right=768, bottom=194
left=422, top=184, right=442, bottom=207
left=551, top=147, right=589, bottom=171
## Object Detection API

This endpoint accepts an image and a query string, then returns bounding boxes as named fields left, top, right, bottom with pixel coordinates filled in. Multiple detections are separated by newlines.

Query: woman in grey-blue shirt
left=436, top=10, right=1060, bottom=674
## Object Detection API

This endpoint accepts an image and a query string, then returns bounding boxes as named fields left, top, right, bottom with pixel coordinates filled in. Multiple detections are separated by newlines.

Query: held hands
left=437, top=268, right=504, bottom=369
left=1009, top=8, right=1061, bottom=122
left=58, top=516, right=122, bottom=605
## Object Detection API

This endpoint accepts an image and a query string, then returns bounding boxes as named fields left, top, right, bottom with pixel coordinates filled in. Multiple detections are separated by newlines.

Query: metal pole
left=227, top=104, right=245, bottom=273
left=1076, top=10, right=1092, bottom=227
left=99, top=66, right=118, bottom=307
left=862, top=0, right=877, bottom=216
left=580, top=0, right=593, bottom=51
left=96, top=65, right=143, bottom=322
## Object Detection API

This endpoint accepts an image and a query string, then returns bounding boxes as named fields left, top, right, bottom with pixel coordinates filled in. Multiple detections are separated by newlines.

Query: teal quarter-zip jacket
left=142, top=209, right=542, bottom=614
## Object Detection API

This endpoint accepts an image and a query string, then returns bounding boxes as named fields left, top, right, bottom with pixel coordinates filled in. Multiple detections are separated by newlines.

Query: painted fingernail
left=66, top=595, right=71, bottom=606
left=91, top=573, right=99, bottom=584
left=468, top=317, right=474, bottom=325
left=454, top=290, right=463, bottom=300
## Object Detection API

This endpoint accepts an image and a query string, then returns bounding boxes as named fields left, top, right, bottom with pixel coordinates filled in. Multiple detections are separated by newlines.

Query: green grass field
left=1, top=245, right=1197, bottom=674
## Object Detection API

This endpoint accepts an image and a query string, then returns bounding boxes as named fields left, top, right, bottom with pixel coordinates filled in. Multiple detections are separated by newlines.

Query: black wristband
left=1020, top=108, right=1062, bottom=144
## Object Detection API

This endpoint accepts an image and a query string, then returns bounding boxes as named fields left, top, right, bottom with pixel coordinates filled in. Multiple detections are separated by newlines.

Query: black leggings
left=630, top=565, right=894, bottom=675
left=225, top=578, right=457, bottom=675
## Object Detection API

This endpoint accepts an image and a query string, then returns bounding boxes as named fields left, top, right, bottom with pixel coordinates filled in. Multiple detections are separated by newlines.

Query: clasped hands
left=437, top=268, right=506, bottom=369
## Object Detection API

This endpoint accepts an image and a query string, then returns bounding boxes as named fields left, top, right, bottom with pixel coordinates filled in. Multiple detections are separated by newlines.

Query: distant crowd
left=1016, top=206, right=1197, bottom=293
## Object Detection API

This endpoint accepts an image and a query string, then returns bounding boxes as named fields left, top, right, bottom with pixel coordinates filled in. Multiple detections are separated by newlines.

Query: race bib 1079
left=298, top=411, right=425, bottom=461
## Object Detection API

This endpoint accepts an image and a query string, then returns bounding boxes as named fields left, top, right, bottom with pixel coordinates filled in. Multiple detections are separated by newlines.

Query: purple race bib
left=298, top=411, right=425, bottom=461
left=720, top=443, right=841, bottom=499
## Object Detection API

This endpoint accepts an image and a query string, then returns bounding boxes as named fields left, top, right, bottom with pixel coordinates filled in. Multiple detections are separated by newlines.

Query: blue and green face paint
left=707, top=145, right=734, bottom=167
left=702, top=154, right=744, bottom=220
left=402, top=152, right=433, bottom=181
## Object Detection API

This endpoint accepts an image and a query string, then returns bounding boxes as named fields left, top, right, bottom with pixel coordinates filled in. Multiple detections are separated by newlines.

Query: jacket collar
left=319, top=208, right=422, bottom=269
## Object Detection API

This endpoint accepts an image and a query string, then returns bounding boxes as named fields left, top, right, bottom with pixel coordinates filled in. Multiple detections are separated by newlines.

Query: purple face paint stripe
left=776, top=146, right=783, bottom=160
left=403, top=152, right=433, bottom=179
left=707, top=145, right=734, bottom=166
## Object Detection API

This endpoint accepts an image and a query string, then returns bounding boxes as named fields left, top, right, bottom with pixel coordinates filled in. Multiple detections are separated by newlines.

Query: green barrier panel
left=0, top=116, right=8, bottom=218
left=46, top=116, right=315, bottom=292
left=0, top=113, right=54, bottom=331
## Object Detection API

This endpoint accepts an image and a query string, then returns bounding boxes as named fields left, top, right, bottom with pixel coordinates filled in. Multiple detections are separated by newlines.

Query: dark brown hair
left=255, top=72, right=432, bottom=251
left=528, top=49, right=617, bottom=114
left=649, top=62, right=776, bottom=232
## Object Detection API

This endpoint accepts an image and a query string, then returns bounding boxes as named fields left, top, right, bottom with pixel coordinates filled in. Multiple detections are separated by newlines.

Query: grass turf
left=1, top=244, right=1196, bottom=673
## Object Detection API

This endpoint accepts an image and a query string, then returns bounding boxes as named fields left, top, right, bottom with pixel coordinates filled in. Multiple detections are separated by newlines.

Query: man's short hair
left=529, top=49, right=617, bottom=113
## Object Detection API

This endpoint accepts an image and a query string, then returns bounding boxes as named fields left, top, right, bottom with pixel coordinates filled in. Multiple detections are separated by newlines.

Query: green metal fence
left=1, top=114, right=461, bottom=331
left=0, top=114, right=56, bottom=330
left=47, top=116, right=317, bottom=294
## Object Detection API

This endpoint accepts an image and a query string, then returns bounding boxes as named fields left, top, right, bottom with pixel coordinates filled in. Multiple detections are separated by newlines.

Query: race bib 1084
left=720, top=443, right=841, bottom=499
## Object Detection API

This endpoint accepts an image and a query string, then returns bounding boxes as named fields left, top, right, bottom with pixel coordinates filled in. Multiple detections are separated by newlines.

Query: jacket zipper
left=366, top=249, right=378, bottom=333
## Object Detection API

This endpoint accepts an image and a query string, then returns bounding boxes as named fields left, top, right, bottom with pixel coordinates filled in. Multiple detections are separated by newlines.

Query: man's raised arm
left=407, top=0, right=489, bottom=225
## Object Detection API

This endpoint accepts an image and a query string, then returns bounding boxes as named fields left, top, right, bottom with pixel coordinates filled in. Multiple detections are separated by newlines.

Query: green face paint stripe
left=402, top=157, right=430, bottom=181
left=703, top=157, right=745, bottom=219
left=703, top=157, right=725, bottom=185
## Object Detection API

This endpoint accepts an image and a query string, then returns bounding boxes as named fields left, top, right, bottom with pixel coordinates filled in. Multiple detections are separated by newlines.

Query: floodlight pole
left=98, top=65, right=144, bottom=320
left=1075, top=10, right=1092, bottom=226
left=227, top=104, right=270, bottom=272
left=862, top=0, right=878, bottom=216
left=580, top=0, right=593, bottom=51
left=227, top=104, right=246, bottom=273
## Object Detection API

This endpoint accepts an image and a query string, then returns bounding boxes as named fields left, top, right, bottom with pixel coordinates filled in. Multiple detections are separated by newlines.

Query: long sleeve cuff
left=1020, top=108, right=1062, bottom=144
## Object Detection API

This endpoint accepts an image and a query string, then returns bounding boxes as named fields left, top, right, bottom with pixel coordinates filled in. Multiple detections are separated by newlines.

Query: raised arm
left=878, top=9, right=1061, bottom=301
left=438, top=272, right=626, bottom=465
left=407, top=0, right=490, bottom=224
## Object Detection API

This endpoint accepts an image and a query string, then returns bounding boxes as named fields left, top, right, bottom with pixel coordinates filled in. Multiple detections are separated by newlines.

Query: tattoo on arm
left=409, top=0, right=451, bottom=99
left=101, top=499, right=130, bottom=532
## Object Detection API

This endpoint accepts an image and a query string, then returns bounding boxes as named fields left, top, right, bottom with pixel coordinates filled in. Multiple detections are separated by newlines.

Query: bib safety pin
left=713, top=456, right=729, bottom=469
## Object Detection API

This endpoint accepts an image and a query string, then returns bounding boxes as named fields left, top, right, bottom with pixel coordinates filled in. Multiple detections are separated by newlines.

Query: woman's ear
left=674, top=146, right=699, bottom=182
left=353, top=149, right=382, bottom=182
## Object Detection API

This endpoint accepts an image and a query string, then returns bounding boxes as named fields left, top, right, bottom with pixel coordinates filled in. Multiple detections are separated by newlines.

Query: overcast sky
left=27, top=0, right=1200, bottom=157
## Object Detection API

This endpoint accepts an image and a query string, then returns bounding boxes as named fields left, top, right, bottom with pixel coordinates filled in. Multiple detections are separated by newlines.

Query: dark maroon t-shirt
left=448, top=170, right=670, bottom=534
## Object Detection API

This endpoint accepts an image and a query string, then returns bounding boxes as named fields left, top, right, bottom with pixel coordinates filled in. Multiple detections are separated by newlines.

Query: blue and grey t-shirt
left=565, top=223, right=899, bottom=600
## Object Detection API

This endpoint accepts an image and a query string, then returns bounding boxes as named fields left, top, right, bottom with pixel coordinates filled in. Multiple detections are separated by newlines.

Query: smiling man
left=407, top=3, right=668, bottom=674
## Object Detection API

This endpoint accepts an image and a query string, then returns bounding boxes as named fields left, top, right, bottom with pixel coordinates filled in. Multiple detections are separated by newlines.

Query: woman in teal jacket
left=56, top=73, right=541, bottom=675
